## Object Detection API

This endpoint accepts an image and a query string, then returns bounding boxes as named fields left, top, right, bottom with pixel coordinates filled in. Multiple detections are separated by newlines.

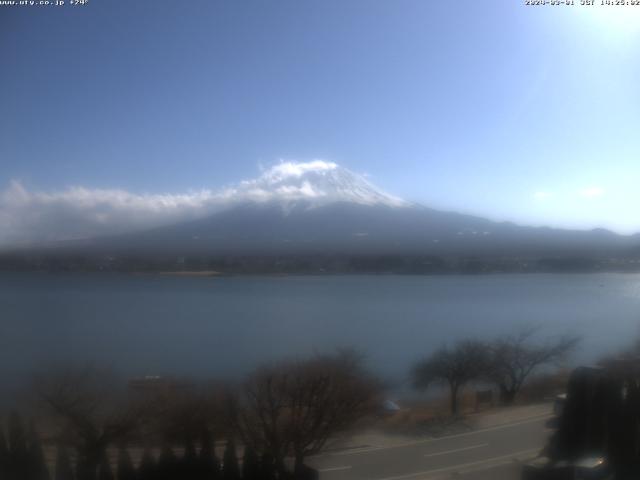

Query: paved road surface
left=309, top=413, right=552, bottom=480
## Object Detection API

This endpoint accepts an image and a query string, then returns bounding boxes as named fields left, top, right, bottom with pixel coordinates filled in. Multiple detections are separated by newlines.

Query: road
left=309, top=412, right=552, bottom=480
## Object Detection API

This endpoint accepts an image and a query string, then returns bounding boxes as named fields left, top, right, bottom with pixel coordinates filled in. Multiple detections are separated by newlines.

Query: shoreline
left=156, top=270, right=222, bottom=277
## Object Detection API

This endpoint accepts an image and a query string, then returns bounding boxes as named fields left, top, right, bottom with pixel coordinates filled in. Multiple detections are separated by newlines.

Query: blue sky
left=2, top=0, right=640, bottom=240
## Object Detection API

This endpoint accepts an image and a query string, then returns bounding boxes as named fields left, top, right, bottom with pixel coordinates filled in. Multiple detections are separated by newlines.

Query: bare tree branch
left=233, top=350, right=379, bottom=476
left=486, top=328, right=579, bottom=404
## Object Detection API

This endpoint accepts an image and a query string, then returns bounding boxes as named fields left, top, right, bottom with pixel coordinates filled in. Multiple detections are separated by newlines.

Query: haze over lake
left=2, top=272, right=639, bottom=389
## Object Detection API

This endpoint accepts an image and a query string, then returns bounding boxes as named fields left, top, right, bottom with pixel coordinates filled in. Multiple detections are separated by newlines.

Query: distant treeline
left=1, top=252, right=639, bottom=274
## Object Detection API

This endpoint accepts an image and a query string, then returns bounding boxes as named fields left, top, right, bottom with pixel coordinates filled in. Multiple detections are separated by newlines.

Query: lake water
left=2, top=272, right=640, bottom=389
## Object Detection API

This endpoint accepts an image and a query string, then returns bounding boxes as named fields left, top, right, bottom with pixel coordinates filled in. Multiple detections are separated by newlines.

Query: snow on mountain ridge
left=226, top=160, right=409, bottom=208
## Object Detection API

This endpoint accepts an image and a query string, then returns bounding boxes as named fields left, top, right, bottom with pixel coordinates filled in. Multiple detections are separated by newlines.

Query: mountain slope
left=6, top=161, right=640, bottom=263
left=80, top=200, right=636, bottom=258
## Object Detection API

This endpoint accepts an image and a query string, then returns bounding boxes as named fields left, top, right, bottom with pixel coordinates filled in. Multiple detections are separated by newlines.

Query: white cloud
left=263, top=160, right=337, bottom=181
left=580, top=187, right=605, bottom=198
left=0, top=180, right=222, bottom=246
left=533, top=191, right=553, bottom=200
left=0, top=160, right=402, bottom=246
left=533, top=187, right=607, bottom=203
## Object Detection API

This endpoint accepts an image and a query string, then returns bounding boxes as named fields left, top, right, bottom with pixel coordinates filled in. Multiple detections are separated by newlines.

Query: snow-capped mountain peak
left=223, top=160, right=408, bottom=208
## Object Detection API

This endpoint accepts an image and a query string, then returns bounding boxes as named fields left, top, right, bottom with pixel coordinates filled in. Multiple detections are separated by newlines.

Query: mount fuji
left=4, top=161, right=639, bottom=272
left=73, top=162, right=635, bottom=258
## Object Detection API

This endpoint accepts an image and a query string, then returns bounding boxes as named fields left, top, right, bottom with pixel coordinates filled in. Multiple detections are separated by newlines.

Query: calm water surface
left=2, top=272, right=640, bottom=388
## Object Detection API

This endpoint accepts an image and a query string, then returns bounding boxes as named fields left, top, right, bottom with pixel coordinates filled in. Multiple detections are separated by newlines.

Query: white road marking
left=319, top=465, right=353, bottom=473
left=374, top=447, right=540, bottom=480
left=328, top=413, right=552, bottom=457
left=423, top=443, right=488, bottom=458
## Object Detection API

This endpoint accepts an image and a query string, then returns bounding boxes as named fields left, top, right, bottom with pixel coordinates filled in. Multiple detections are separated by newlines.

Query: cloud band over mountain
left=0, top=161, right=405, bottom=247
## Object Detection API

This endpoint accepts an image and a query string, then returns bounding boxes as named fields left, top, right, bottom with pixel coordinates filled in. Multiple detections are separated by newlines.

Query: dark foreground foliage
left=0, top=413, right=319, bottom=480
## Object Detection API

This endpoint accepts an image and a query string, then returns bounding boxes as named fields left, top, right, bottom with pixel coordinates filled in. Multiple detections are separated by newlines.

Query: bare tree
left=231, top=367, right=289, bottom=475
left=35, top=367, right=151, bottom=479
left=486, top=328, right=579, bottom=405
left=412, top=340, right=488, bottom=415
left=233, top=350, right=379, bottom=476
left=147, top=384, right=226, bottom=443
